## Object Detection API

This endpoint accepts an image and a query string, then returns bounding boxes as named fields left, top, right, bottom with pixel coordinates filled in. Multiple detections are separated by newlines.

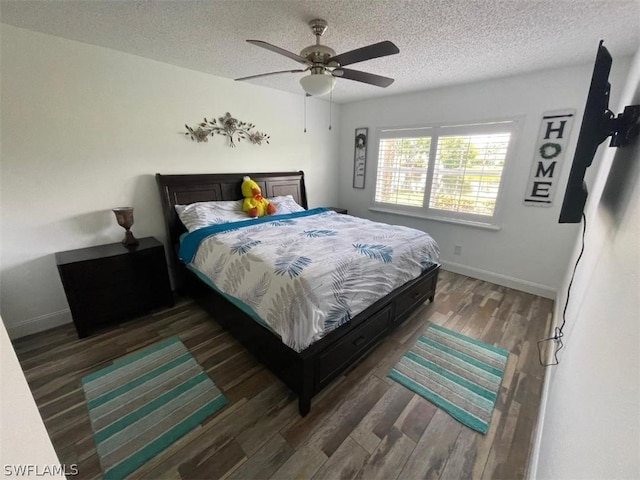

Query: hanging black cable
left=537, top=212, right=587, bottom=366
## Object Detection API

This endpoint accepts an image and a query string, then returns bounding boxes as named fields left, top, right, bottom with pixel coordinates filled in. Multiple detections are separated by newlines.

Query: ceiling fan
left=235, top=19, right=399, bottom=96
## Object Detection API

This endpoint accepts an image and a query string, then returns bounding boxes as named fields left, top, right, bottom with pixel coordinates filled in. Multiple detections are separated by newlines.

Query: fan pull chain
left=304, top=94, right=307, bottom=133
left=328, top=88, right=332, bottom=130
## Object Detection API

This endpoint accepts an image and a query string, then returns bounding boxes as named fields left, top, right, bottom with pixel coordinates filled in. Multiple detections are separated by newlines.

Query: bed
left=156, top=171, right=440, bottom=416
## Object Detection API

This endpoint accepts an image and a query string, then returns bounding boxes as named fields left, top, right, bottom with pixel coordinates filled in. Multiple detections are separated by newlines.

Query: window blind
left=374, top=137, right=431, bottom=207
left=429, top=133, right=511, bottom=216
left=372, top=120, right=517, bottom=225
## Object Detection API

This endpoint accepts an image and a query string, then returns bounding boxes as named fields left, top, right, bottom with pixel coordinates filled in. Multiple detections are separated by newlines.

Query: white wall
left=533, top=45, right=640, bottom=479
left=0, top=25, right=340, bottom=337
left=0, top=316, right=65, bottom=478
left=338, top=60, right=630, bottom=298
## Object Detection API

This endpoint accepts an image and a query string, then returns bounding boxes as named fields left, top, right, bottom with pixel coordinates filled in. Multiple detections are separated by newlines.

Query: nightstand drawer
left=69, top=292, right=147, bottom=326
left=60, top=248, right=166, bottom=292
left=58, top=256, right=135, bottom=292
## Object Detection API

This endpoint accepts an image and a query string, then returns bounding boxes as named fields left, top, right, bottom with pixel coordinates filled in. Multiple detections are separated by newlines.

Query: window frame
left=370, top=118, right=522, bottom=229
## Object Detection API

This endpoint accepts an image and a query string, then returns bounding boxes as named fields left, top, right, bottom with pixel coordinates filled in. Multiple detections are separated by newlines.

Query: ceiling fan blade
left=235, top=69, right=307, bottom=81
left=328, top=41, right=399, bottom=67
left=246, top=40, right=310, bottom=65
left=336, top=68, right=395, bottom=87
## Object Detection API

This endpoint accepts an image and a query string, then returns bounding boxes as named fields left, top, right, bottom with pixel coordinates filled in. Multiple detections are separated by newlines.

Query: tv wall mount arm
left=605, top=104, right=640, bottom=147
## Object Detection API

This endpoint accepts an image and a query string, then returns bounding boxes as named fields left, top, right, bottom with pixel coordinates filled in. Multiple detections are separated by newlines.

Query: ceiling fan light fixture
left=299, top=73, right=336, bottom=96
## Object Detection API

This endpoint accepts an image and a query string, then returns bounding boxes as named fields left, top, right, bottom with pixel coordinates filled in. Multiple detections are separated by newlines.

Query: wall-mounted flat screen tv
left=559, top=40, right=639, bottom=223
left=558, top=41, right=612, bottom=223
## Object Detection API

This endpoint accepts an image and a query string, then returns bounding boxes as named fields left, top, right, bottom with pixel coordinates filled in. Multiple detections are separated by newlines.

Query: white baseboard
left=6, top=309, right=72, bottom=339
left=525, top=293, right=562, bottom=479
left=441, top=260, right=557, bottom=299
left=527, top=357, right=553, bottom=479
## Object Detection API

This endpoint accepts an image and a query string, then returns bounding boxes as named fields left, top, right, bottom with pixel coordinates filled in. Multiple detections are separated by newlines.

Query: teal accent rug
left=82, top=337, right=227, bottom=479
left=388, top=323, right=508, bottom=434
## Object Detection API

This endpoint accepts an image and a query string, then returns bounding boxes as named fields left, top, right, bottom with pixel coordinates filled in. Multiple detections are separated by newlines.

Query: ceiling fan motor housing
left=300, top=44, right=336, bottom=65
left=300, top=19, right=335, bottom=65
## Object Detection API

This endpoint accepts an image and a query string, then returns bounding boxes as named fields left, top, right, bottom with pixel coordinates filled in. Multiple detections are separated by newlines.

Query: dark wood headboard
left=155, top=171, right=307, bottom=281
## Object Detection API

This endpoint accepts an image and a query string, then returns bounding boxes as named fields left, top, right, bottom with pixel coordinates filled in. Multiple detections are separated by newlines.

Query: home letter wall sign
left=524, top=109, right=575, bottom=206
left=353, top=127, right=368, bottom=189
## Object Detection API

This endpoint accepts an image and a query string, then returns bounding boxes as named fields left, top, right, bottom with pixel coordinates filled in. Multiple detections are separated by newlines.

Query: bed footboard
left=187, top=262, right=439, bottom=416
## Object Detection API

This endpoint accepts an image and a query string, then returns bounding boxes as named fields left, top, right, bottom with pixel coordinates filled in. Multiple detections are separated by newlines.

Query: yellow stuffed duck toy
left=241, top=176, right=276, bottom=218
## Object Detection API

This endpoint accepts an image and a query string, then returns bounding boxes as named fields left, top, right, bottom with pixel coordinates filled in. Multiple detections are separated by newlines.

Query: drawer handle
left=353, top=335, right=367, bottom=347
left=412, top=291, right=422, bottom=300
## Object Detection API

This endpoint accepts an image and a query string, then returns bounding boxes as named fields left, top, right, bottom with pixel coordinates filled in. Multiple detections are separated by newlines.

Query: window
left=373, top=120, right=518, bottom=226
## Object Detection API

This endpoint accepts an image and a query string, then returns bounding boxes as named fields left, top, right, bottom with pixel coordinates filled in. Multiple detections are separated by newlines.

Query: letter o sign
left=539, top=142, right=562, bottom=160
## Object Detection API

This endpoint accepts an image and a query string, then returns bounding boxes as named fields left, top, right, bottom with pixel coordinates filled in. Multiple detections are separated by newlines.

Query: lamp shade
left=300, top=73, right=336, bottom=96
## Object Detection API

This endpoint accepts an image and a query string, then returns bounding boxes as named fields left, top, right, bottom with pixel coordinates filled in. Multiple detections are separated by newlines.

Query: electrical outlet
left=454, top=245, right=462, bottom=255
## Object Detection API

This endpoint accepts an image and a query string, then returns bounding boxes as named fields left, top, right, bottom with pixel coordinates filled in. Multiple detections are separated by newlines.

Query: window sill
left=368, top=207, right=501, bottom=231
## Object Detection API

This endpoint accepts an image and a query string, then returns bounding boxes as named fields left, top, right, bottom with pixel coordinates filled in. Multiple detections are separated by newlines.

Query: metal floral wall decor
left=184, top=112, right=270, bottom=147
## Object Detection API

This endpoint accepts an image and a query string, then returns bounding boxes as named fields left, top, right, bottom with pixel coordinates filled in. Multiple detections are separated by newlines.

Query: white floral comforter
left=179, top=208, right=439, bottom=352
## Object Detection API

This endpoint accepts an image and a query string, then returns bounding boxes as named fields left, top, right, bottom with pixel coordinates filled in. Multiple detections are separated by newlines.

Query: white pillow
left=268, top=195, right=306, bottom=214
left=175, top=200, right=250, bottom=232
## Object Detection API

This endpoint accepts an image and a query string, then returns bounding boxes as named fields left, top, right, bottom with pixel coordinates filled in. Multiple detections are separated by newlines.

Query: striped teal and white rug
left=82, top=337, right=227, bottom=479
left=388, top=323, right=508, bottom=434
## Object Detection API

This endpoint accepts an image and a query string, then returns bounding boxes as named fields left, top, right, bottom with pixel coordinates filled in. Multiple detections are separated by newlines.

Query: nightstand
left=327, top=207, right=348, bottom=214
left=55, top=237, right=174, bottom=338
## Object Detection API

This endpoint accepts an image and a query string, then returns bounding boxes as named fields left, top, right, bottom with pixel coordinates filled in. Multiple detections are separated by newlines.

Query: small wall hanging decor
left=524, top=109, right=575, bottom=206
left=353, top=127, right=368, bottom=189
left=185, top=112, right=270, bottom=147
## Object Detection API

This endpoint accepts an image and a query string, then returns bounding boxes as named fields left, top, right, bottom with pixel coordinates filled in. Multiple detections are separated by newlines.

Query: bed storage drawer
left=316, top=305, right=392, bottom=388
left=394, top=272, right=437, bottom=321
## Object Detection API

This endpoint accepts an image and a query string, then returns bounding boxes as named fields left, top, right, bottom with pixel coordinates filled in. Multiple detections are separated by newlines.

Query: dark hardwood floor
left=12, top=270, right=554, bottom=479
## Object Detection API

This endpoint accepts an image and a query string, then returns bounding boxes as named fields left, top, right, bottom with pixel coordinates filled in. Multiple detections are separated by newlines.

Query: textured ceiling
left=1, top=0, right=639, bottom=104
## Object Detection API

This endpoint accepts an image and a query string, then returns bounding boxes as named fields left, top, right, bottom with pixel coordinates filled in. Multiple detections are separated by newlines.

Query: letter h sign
left=524, top=109, right=575, bottom=206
